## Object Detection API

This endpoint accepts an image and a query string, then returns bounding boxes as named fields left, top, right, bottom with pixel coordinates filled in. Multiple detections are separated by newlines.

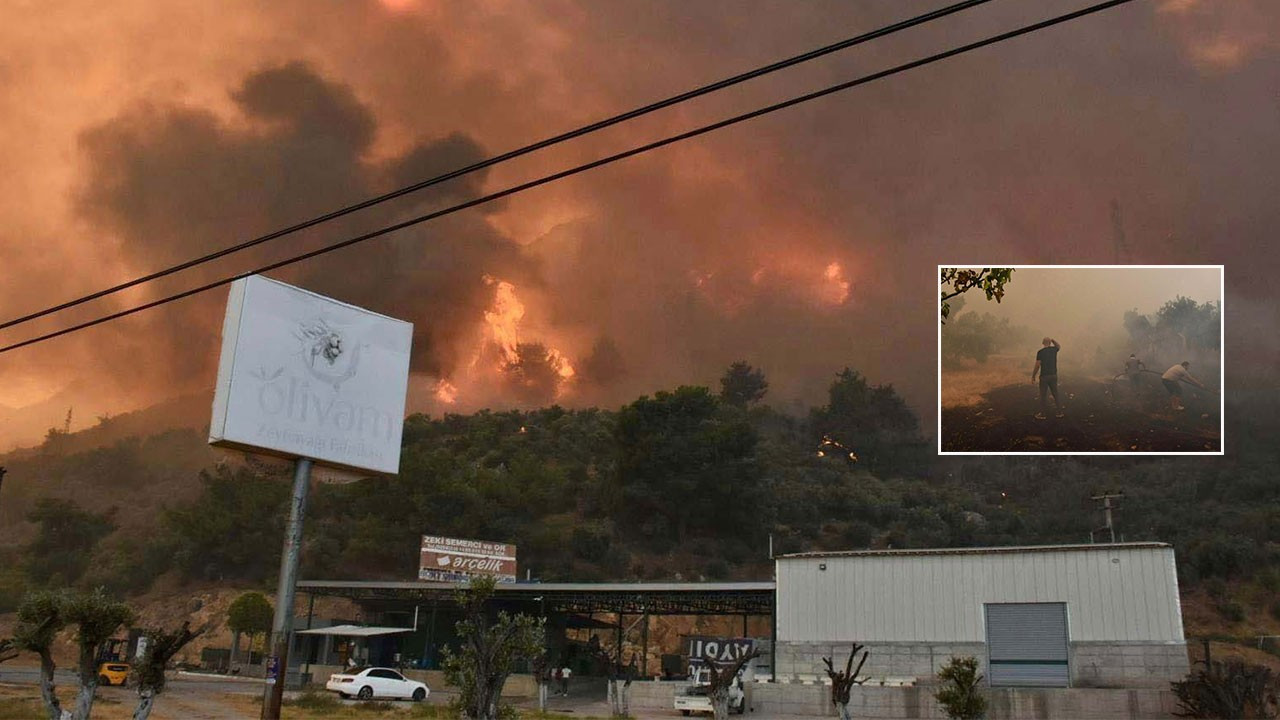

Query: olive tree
left=824, top=644, right=870, bottom=720
left=441, top=576, right=545, bottom=720
left=132, top=621, right=209, bottom=720
left=13, top=591, right=65, bottom=720
left=0, top=638, right=18, bottom=665
left=707, top=649, right=760, bottom=720
left=64, top=588, right=135, bottom=720
left=14, top=588, right=134, bottom=720
left=531, top=649, right=551, bottom=713
left=596, top=646, right=637, bottom=718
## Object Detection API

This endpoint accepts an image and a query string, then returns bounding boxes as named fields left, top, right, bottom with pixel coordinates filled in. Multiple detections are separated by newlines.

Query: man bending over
left=1161, top=361, right=1205, bottom=411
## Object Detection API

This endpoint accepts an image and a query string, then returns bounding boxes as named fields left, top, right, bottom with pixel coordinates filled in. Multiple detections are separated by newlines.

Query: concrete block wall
left=985, top=688, right=1178, bottom=720
left=1071, top=642, right=1190, bottom=689
left=625, top=682, right=675, bottom=710
left=625, top=681, right=1178, bottom=719
left=774, top=641, right=986, bottom=683
left=777, top=641, right=1190, bottom=689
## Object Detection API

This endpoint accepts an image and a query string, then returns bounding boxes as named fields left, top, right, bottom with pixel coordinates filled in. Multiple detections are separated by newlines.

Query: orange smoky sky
left=0, top=0, right=1277, bottom=447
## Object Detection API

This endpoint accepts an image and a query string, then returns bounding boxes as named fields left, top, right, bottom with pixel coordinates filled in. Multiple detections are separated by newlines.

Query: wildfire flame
left=688, top=258, right=853, bottom=313
left=483, top=275, right=526, bottom=365
left=434, top=379, right=459, bottom=405
left=442, top=274, right=577, bottom=403
left=821, top=261, right=851, bottom=306
left=378, top=0, right=417, bottom=11
left=546, top=348, right=576, bottom=379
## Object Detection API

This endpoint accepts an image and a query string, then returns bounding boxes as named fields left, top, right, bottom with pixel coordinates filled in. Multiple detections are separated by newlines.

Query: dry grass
left=940, top=354, right=1029, bottom=408
left=0, top=684, right=131, bottom=720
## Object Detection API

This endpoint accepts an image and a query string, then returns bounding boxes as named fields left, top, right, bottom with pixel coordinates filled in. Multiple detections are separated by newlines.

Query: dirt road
left=942, top=375, right=1220, bottom=452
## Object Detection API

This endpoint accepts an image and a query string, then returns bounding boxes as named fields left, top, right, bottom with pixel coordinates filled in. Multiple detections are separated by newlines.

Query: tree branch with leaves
left=940, top=268, right=1015, bottom=324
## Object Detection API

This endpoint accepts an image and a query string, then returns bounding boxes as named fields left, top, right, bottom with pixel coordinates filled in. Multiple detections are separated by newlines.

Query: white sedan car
left=325, top=667, right=430, bottom=701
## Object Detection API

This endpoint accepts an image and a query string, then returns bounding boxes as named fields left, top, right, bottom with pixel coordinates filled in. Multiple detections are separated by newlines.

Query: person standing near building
left=1161, top=361, right=1205, bottom=411
left=560, top=665, right=572, bottom=696
left=1031, top=337, right=1063, bottom=419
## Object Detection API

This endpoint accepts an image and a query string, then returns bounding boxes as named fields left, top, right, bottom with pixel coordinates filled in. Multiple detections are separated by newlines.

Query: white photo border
left=936, top=264, right=1225, bottom=457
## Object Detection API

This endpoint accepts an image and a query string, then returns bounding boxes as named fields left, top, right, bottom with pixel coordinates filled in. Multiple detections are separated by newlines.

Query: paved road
left=1, top=668, right=835, bottom=719
left=0, top=667, right=261, bottom=695
left=1, top=668, right=260, bottom=720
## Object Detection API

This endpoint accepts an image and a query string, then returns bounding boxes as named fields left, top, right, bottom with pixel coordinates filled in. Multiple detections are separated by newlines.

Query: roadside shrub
left=1189, top=536, right=1257, bottom=581
left=1171, top=658, right=1279, bottom=718
left=705, top=559, right=730, bottom=580
left=1216, top=600, right=1246, bottom=623
left=445, top=696, right=518, bottom=719
left=1204, top=577, right=1228, bottom=602
left=935, top=656, right=987, bottom=720
left=284, top=687, right=341, bottom=712
left=570, top=522, right=612, bottom=563
left=1259, top=567, right=1280, bottom=594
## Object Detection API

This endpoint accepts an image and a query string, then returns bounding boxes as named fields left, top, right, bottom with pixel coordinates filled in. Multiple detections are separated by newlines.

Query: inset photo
left=939, top=266, right=1223, bottom=455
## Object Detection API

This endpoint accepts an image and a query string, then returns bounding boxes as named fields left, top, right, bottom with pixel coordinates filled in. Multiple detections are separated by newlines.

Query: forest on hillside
left=1, top=363, right=1277, bottom=636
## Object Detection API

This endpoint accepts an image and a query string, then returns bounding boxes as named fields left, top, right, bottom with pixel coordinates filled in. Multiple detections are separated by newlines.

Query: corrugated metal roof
left=298, top=580, right=775, bottom=592
left=777, top=542, right=1170, bottom=560
left=296, top=624, right=412, bottom=637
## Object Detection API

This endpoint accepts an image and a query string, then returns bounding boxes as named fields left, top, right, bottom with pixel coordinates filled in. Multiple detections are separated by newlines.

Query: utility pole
left=1110, top=200, right=1131, bottom=264
left=1090, top=491, right=1124, bottom=543
left=0, top=466, right=6, bottom=510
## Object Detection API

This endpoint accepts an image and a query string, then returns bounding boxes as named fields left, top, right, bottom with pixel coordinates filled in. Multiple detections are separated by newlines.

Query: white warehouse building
left=775, top=543, right=1189, bottom=688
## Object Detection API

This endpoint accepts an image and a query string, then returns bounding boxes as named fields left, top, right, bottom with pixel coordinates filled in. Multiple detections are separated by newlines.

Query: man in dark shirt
left=1124, top=353, right=1145, bottom=389
left=1031, top=337, right=1063, bottom=419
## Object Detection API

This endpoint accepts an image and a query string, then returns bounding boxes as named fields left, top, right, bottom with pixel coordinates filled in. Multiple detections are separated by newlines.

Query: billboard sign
left=209, top=275, right=413, bottom=475
left=419, top=535, right=517, bottom=583
left=686, top=636, right=757, bottom=665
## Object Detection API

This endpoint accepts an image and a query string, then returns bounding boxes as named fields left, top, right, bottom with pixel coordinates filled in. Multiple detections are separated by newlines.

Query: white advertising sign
left=209, top=275, right=413, bottom=475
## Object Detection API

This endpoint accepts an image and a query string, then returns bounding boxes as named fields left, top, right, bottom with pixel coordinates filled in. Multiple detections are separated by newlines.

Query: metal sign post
left=206, top=276, right=411, bottom=718
left=261, top=457, right=313, bottom=720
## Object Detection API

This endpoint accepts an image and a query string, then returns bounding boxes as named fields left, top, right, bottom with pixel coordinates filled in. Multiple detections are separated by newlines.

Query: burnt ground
left=941, top=373, right=1221, bottom=453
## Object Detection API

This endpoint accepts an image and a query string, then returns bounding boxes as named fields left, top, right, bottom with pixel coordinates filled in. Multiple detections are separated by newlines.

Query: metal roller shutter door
left=985, top=602, right=1069, bottom=687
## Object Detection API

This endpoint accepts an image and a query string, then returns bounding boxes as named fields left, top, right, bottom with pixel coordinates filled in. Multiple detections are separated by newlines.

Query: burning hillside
left=431, top=276, right=579, bottom=409
left=942, top=374, right=1220, bottom=452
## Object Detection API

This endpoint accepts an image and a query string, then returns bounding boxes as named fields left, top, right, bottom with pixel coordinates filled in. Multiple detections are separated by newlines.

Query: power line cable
left=0, top=0, right=998, bottom=333
left=0, top=0, right=1138, bottom=357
